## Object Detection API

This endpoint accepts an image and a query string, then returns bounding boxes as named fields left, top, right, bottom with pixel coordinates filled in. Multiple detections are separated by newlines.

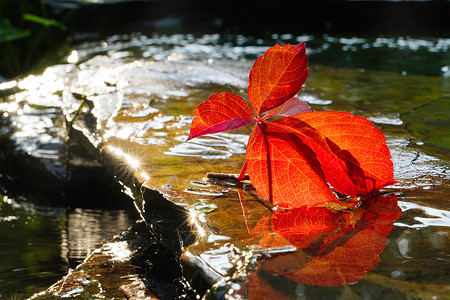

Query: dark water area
left=52, top=0, right=450, bottom=36
left=0, top=1, right=449, bottom=299
left=0, top=195, right=137, bottom=298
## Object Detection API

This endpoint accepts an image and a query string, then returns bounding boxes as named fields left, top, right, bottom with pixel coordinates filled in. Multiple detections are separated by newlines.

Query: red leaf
left=246, top=122, right=339, bottom=208
left=187, top=92, right=255, bottom=140
left=257, top=206, right=341, bottom=249
left=270, top=206, right=341, bottom=247
left=248, top=43, right=308, bottom=117
left=273, top=111, right=397, bottom=196
left=247, top=269, right=290, bottom=300
left=187, top=42, right=397, bottom=209
left=261, top=195, right=402, bottom=286
left=264, top=97, right=313, bottom=118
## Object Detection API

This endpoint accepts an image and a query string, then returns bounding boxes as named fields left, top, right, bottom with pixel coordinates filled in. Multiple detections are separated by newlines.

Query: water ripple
left=396, top=201, right=450, bottom=228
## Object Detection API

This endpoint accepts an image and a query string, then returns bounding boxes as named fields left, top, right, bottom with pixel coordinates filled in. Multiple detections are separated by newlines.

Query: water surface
left=0, top=32, right=449, bottom=299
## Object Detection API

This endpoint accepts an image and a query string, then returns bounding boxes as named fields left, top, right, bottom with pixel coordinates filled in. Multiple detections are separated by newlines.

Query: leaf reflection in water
left=246, top=195, right=402, bottom=288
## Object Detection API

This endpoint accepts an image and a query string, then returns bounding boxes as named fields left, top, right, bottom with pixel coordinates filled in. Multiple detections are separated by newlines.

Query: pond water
left=0, top=32, right=449, bottom=299
left=0, top=195, right=136, bottom=298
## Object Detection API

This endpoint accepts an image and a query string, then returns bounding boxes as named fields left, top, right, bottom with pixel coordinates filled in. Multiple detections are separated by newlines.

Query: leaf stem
left=259, top=123, right=273, bottom=204
left=236, top=160, right=248, bottom=181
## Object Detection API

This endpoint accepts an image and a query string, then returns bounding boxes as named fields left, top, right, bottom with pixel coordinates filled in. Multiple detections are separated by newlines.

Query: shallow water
left=0, top=195, right=136, bottom=298
left=0, top=32, right=449, bottom=299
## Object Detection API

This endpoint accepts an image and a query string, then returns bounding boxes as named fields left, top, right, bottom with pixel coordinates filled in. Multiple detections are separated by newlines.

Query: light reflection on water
left=167, top=133, right=248, bottom=159
left=68, top=33, right=450, bottom=74
left=396, top=201, right=450, bottom=228
left=0, top=195, right=135, bottom=298
left=62, top=208, right=135, bottom=265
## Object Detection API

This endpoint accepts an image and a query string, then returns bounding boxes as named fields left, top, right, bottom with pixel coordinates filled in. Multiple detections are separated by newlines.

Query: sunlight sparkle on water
left=107, top=145, right=140, bottom=169
left=67, top=50, right=79, bottom=64
left=104, top=241, right=132, bottom=262
left=0, top=101, right=19, bottom=114
left=140, top=171, right=150, bottom=181
left=189, top=208, right=206, bottom=238
left=396, top=201, right=450, bottom=228
left=0, top=80, right=17, bottom=90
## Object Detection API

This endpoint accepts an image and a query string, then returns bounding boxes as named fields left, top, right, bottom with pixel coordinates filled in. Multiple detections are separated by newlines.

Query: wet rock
left=30, top=221, right=198, bottom=299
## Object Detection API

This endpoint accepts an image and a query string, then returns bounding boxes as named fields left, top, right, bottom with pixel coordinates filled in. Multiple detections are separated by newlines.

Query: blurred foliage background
left=1, top=0, right=449, bottom=79
left=0, top=0, right=69, bottom=78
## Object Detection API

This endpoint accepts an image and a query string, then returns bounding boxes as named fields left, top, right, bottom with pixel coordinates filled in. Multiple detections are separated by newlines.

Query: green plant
left=0, top=0, right=69, bottom=78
